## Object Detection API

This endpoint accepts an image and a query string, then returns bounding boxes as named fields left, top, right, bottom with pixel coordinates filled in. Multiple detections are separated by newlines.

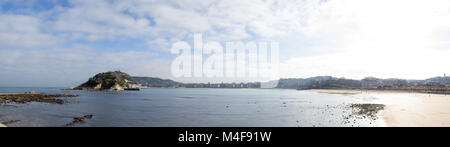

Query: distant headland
left=65, top=71, right=450, bottom=94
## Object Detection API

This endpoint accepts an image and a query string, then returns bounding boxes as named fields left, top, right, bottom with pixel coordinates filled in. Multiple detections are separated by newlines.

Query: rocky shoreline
left=0, top=91, right=80, bottom=127
left=0, top=120, right=22, bottom=127
left=349, top=104, right=385, bottom=120
left=0, top=92, right=78, bottom=104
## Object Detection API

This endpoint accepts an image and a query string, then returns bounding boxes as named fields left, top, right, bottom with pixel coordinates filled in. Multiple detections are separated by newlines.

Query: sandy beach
left=0, top=123, right=6, bottom=127
left=310, top=89, right=450, bottom=127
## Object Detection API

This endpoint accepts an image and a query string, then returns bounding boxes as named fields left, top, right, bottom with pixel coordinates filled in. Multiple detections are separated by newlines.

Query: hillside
left=277, top=76, right=361, bottom=89
left=132, top=77, right=182, bottom=88
left=73, top=71, right=138, bottom=91
left=276, top=76, right=450, bottom=90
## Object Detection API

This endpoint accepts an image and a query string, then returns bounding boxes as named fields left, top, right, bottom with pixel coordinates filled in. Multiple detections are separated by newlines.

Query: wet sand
left=310, top=89, right=450, bottom=127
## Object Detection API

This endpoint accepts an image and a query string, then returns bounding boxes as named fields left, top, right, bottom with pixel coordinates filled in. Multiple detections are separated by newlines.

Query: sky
left=0, top=0, right=449, bottom=87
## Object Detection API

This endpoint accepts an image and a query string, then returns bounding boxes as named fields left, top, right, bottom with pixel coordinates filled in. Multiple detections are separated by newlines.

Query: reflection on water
left=0, top=87, right=386, bottom=127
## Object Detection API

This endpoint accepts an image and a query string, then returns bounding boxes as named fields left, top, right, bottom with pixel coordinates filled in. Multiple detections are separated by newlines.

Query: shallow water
left=0, top=87, right=386, bottom=127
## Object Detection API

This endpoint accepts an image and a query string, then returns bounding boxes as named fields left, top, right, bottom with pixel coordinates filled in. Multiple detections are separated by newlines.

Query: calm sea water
left=0, top=87, right=386, bottom=127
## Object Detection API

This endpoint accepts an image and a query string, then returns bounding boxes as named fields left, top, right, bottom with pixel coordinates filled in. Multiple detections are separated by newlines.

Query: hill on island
left=72, top=71, right=139, bottom=91
left=69, top=71, right=182, bottom=91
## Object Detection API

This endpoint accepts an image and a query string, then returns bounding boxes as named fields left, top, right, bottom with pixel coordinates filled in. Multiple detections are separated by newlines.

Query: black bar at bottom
left=0, top=127, right=446, bottom=145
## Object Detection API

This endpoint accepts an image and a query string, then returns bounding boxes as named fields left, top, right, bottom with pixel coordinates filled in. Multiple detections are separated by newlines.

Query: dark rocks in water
left=73, top=117, right=85, bottom=123
left=1, top=120, right=21, bottom=125
left=124, top=88, right=140, bottom=91
left=0, top=92, right=78, bottom=104
left=83, top=114, right=93, bottom=119
left=65, top=115, right=94, bottom=126
left=349, top=104, right=385, bottom=119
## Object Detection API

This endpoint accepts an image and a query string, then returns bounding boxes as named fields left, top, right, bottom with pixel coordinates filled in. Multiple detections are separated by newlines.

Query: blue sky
left=1, top=0, right=450, bottom=87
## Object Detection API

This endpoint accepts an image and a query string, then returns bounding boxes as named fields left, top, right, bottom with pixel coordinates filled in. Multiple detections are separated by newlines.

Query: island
left=65, top=71, right=141, bottom=91
left=65, top=71, right=184, bottom=91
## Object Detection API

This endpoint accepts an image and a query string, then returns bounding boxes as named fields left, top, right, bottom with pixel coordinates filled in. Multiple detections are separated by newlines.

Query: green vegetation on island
left=69, top=71, right=139, bottom=91
left=67, top=71, right=182, bottom=91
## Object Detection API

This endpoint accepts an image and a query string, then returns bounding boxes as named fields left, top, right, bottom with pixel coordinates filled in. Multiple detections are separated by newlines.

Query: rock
left=84, top=115, right=93, bottom=119
left=24, top=91, right=38, bottom=94
left=65, top=114, right=94, bottom=126
left=63, top=87, right=75, bottom=90
left=349, top=104, right=385, bottom=119
left=0, top=93, right=78, bottom=104
left=73, top=117, right=85, bottom=123
left=1, top=120, right=21, bottom=125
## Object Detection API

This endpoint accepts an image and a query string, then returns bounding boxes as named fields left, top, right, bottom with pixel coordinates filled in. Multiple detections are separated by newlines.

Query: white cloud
left=47, top=0, right=333, bottom=42
left=1, top=0, right=450, bottom=85
left=0, top=45, right=163, bottom=86
left=281, top=49, right=450, bottom=80
left=146, top=38, right=171, bottom=51
left=281, top=0, right=450, bottom=79
left=51, top=0, right=153, bottom=41
left=0, top=14, right=56, bottom=49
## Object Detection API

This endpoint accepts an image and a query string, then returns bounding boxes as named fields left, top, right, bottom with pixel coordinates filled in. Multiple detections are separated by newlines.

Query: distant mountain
left=276, top=76, right=450, bottom=90
left=71, top=71, right=138, bottom=91
left=132, top=77, right=182, bottom=88
left=69, top=70, right=450, bottom=91
left=277, top=76, right=361, bottom=89
left=260, top=80, right=279, bottom=88
left=425, top=77, right=450, bottom=86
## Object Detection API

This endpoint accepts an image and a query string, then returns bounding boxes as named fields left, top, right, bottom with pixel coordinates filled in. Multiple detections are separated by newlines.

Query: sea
left=0, top=87, right=386, bottom=127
